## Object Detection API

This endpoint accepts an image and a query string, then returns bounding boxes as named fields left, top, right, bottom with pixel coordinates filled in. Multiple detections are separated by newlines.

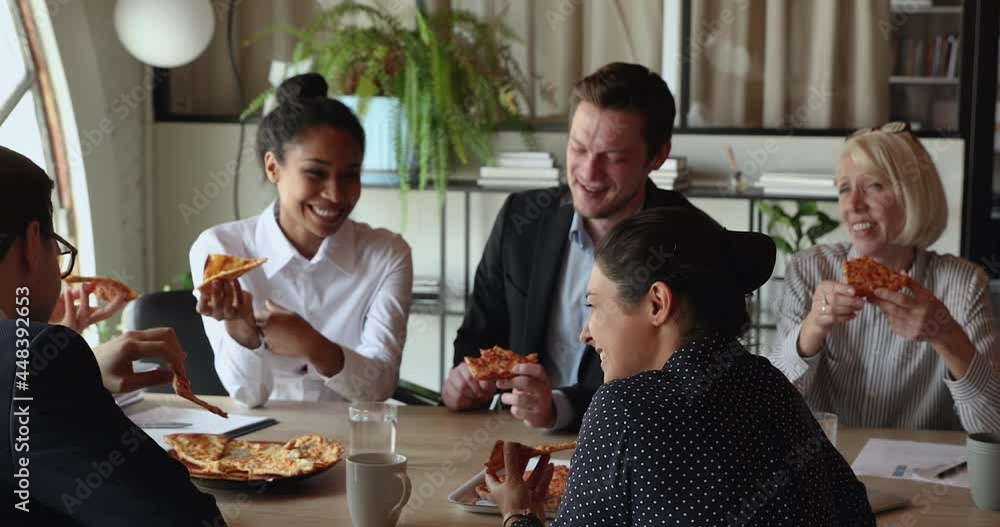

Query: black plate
left=190, top=463, right=336, bottom=491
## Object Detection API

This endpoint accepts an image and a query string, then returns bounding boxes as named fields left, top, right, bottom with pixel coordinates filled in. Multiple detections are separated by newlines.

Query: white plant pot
left=338, top=95, right=409, bottom=174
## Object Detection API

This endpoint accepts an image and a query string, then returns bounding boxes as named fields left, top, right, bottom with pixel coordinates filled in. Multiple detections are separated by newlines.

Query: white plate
left=447, top=458, right=571, bottom=519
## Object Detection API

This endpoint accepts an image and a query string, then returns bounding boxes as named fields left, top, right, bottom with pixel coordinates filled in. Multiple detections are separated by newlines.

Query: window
left=1, top=0, right=74, bottom=247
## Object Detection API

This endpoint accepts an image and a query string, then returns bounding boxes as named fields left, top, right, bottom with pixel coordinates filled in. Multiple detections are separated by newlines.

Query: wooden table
left=141, top=395, right=999, bottom=526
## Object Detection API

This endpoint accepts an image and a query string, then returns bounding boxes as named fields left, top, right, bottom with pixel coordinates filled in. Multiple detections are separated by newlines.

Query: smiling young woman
left=189, top=73, right=413, bottom=408
left=766, top=124, right=1000, bottom=433
left=486, top=207, right=876, bottom=526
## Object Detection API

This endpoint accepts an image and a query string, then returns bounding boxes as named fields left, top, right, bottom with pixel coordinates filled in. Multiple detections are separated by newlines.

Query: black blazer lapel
left=520, top=200, right=574, bottom=354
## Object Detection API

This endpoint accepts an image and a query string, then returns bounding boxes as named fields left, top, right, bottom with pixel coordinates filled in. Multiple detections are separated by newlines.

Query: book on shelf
left=479, top=166, right=559, bottom=180
left=478, top=178, right=559, bottom=189
left=495, top=151, right=555, bottom=168
left=895, top=33, right=960, bottom=78
left=761, top=186, right=838, bottom=198
left=758, top=172, right=836, bottom=188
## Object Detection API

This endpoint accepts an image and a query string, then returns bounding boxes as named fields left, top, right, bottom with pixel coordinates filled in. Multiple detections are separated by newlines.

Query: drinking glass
left=349, top=402, right=398, bottom=456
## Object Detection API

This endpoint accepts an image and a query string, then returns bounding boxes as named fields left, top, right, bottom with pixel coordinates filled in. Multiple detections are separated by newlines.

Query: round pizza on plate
left=166, top=433, right=344, bottom=482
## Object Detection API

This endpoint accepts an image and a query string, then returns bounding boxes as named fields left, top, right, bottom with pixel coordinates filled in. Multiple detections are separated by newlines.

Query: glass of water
left=812, top=411, right=838, bottom=447
left=349, top=402, right=398, bottom=456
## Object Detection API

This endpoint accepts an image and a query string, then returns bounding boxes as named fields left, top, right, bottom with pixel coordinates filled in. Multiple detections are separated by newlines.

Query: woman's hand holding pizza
left=196, top=279, right=260, bottom=349
left=798, top=281, right=864, bottom=358
left=870, top=273, right=975, bottom=378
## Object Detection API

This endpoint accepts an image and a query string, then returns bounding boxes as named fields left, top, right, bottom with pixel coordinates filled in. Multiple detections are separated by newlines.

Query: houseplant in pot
left=242, top=1, right=541, bottom=197
left=754, top=200, right=841, bottom=323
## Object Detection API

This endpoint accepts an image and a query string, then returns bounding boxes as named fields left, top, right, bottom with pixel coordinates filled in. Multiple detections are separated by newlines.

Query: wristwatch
left=502, top=509, right=537, bottom=527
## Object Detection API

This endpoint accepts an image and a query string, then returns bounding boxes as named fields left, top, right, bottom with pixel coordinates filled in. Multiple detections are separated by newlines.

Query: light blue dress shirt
left=544, top=213, right=595, bottom=429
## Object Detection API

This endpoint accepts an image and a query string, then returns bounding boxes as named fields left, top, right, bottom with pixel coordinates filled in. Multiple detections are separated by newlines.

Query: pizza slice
left=52, top=275, right=140, bottom=321
left=483, top=439, right=576, bottom=475
left=197, top=254, right=267, bottom=291
left=465, top=346, right=539, bottom=381
left=63, top=275, right=140, bottom=302
left=282, top=434, right=345, bottom=469
left=475, top=465, right=570, bottom=511
left=842, top=256, right=910, bottom=300
left=171, top=368, right=229, bottom=418
left=164, top=433, right=229, bottom=469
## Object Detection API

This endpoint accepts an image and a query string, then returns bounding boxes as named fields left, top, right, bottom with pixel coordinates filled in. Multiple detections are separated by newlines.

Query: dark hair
left=0, top=146, right=55, bottom=260
left=594, top=208, right=751, bottom=339
left=571, top=62, right=677, bottom=161
left=255, top=73, right=366, bottom=167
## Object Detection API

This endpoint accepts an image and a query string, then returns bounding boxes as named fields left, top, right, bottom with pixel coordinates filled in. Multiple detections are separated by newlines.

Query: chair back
left=124, top=290, right=228, bottom=396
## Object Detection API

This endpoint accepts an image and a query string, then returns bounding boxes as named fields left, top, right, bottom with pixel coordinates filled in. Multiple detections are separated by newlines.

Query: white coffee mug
left=347, top=453, right=411, bottom=527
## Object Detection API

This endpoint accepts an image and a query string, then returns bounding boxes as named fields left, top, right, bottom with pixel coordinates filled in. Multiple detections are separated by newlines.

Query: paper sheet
left=852, top=438, right=969, bottom=488
left=125, top=406, right=277, bottom=450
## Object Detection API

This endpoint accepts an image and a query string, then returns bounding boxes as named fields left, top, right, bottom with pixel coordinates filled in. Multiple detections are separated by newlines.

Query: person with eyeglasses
left=763, top=123, right=1000, bottom=433
left=0, top=146, right=226, bottom=525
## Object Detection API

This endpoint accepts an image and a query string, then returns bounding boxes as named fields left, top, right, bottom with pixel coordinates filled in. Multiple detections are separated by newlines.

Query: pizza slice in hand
left=53, top=276, right=140, bottom=321
left=475, top=465, right=570, bottom=511
left=197, top=254, right=267, bottom=292
left=171, top=366, right=228, bottom=418
left=63, top=275, right=140, bottom=302
left=465, top=346, right=539, bottom=381
left=483, top=439, right=576, bottom=476
left=842, top=256, right=910, bottom=300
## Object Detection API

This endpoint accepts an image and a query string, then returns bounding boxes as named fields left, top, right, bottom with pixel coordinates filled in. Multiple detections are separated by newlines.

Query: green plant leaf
left=771, top=235, right=795, bottom=255
left=806, top=222, right=839, bottom=245
left=797, top=201, right=818, bottom=216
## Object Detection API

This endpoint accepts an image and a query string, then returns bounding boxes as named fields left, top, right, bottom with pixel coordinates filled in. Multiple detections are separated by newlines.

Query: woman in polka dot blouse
left=486, top=206, right=875, bottom=526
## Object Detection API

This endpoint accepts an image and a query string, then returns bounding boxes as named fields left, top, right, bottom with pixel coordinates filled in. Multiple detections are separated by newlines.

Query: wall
left=153, top=123, right=966, bottom=390
left=44, top=0, right=149, bottom=291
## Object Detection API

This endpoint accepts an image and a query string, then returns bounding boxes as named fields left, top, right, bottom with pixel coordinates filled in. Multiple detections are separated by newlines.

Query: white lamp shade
left=113, top=0, right=215, bottom=68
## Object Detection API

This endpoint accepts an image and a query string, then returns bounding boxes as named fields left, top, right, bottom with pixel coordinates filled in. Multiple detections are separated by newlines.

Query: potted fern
left=242, top=2, right=539, bottom=197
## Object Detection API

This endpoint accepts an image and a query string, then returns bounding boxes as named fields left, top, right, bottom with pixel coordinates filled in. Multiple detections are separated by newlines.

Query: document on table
left=852, top=438, right=969, bottom=488
left=125, top=406, right=278, bottom=450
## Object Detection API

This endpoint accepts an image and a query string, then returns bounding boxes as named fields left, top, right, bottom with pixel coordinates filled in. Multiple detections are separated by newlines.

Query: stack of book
left=649, top=157, right=690, bottom=191
left=895, top=33, right=960, bottom=78
left=758, top=172, right=837, bottom=198
left=478, top=152, right=559, bottom=189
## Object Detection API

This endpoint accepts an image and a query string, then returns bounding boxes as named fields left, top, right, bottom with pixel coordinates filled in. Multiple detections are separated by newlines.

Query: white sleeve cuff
left=547, top=390, right=575, bottom=432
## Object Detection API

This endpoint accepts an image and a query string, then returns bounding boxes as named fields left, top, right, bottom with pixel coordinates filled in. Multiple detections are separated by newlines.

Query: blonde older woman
left=766, top=122, right=1000, bottom=433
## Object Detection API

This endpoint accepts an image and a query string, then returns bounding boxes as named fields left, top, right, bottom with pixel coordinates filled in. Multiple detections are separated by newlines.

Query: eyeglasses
left=846, top=121, right=912, bottom=141
left=45, top=231, right=78, bottom=278
left=0, top=228, right=77, bottom=278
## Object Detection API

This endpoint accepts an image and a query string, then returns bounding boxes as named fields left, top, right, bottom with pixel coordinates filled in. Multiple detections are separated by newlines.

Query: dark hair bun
left=276, top=73, right=329, bottom=105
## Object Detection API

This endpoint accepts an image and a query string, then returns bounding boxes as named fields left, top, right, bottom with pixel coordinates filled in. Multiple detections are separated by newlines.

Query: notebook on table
left=125, top=406, right=278, bottom=450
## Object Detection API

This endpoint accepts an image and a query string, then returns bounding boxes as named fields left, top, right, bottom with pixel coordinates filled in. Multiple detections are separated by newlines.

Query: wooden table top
left=141, top=395, right=1000, bottom=526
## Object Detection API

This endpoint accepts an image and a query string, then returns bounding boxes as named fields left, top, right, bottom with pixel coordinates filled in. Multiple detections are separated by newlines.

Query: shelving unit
left=889, top=1, right=963, bottom=130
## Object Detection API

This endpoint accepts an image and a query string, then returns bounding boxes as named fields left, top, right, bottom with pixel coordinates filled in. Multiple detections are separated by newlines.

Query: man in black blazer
left=1, top=146, right=225, bottom=525
left=445, top=63, right=698, bottom=430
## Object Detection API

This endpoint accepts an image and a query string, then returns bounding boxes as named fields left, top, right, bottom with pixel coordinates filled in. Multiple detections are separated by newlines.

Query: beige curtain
left=167, top=0, right=425, bottom=116
left=448, top=0, right=663, bottom=121
left=689, top=0, right=890, bottom=129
